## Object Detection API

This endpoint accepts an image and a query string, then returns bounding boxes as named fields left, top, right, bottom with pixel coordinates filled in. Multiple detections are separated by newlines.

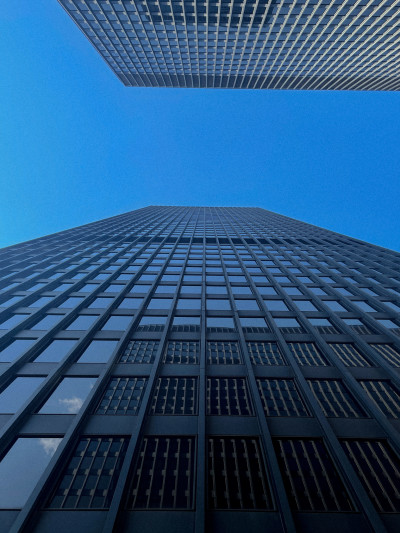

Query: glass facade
left=58, top=0, right=400, bottom=90
left=0, top=205, right=400, bottom=533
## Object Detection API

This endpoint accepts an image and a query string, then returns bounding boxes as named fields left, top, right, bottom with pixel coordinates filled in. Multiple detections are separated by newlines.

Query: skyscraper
left=57, top=0, right=400, bottom=90
left=0, top=206, right=400, bottom=533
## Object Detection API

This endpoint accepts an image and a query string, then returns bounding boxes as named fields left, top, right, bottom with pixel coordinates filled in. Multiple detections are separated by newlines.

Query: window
left=235, top=299, right=260, bottom=310
left=28, top=296, right=54, bottom=308
left=328, top=343, right=372, bottom=367
left=274, top=438, right=353, bottom=512
left=207, top=341, right=241, bottom=364
left=47, top=437, right=128, bottom=509
left=34, top=339, right=78, bottom=363
left=359, top=380, right=400, bottom=418
left=231, top=285, right=252, bottom=294
left=208, top=437, right=272, bottom=510
left=147, top=298, right=173, bottom=309
left=0, top=296, right=23, bottom=307
left=308, top=318, right=338, bottom=334
left=281, top=287, right=302, bottom=295
left=295, top=300, right=318, bottom=312
left=0, top=339, right=36, bottom=363
left=150, top=377, right=198, bottom=415
left=180, top=285, right=202, bottom=294
left=0, top=437, right=62, bottom=508
left=58, top=297, right=84, bottom=309
left=77, top=283, right=97, bottom=293
left=172, top=316, right=200, bottom=331
left=101, top=315, right=132, bottom=331
left=206, top=285, right=227, bottom=294
left=0, top=314, right=29, bottom=330
left=130, top=284, right=151, bottom=293
left=138, top=315, right=167, bottom=330
left=119, top=340, right=159, bottom=364
left=207, top=317, right=235, bottom=330
left=341, top=440, right=400, bottom=512
left=95, top=377, right=147, bottom=415
left=247, top=342, right=286, bottom=365
left=287, top=342, right=328, bottom=366
left=87, top=297, right=113, bottom=309
left=176, top=298, right=201, bottom=310
left=128, top=436, right=195, bottom=509
left=370, top=344, right=400, bottom=367
left=207, top=378, right=253, bottom=415
left=163, top=341, right=199, bottom=364
left=308, top=380, right=366, bottom=418
left=352, top=301, right=376, bottom=313
left=38, top=377, right=96, bottom=414
left=257, top=379, right=309, bottom=417
left=0, top=377, right=45, bottom=413
left=273, top=317, right=303, bottom=332
left=206, top=299, right=231, bottom=310
left=118, top=297, right=143, bottom=309
left=66, top=315, right=98, bottom=330
left=264, top=300, right=289, bottom=311
left=240, top=317, right=268, bottom=330
left=77, top=340, right=118, bottom=363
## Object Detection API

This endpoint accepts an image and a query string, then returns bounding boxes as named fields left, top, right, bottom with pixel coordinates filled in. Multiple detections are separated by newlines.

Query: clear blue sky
left=1, top=1, right=399, bottom=251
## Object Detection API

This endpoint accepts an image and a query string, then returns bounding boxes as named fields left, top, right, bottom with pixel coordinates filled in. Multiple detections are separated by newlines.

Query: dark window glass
left=370, top=344, right=400, bottom=367
left=274, top=438, right=353, bottom=512
left=328, top=343, right=372, bottom=367
left=128, top=436, right=195, bottom=509
left=359, top=380, right=400, bottom=418
left=207, top=377, right=253, bottom=415
left=287, top=343, right=329, bottom=366
left=308, top=380, right=366, bottom=418
left=163, top=341, right=199, bottom=364
left=207, top=341, right=241, bottom=365
left=248, top=342, right=286, bottom=366
left=150, top=377, right=198, bottom=415
left=47, top=437, right=128, bottom=509
left=257, top=379, right=309, bottom=417
left=341, top=440, right=400, bottom=512
left=95, top=377, right=147, bottom=415
left=208, top=437, right=272, bottom=510
left=119, top=340, right=159, bottom=364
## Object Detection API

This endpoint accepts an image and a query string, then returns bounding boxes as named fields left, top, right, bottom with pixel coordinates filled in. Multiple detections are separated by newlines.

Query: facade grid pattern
left=58, top=0, right=400, bottom=91
left=0, top=205, right=400, bottom=533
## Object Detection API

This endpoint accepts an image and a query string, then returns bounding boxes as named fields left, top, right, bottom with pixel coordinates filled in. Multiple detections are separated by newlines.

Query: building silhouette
left=58, top=0, right=400, bottom=90
left=0, top=206, right=400, bottom=532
